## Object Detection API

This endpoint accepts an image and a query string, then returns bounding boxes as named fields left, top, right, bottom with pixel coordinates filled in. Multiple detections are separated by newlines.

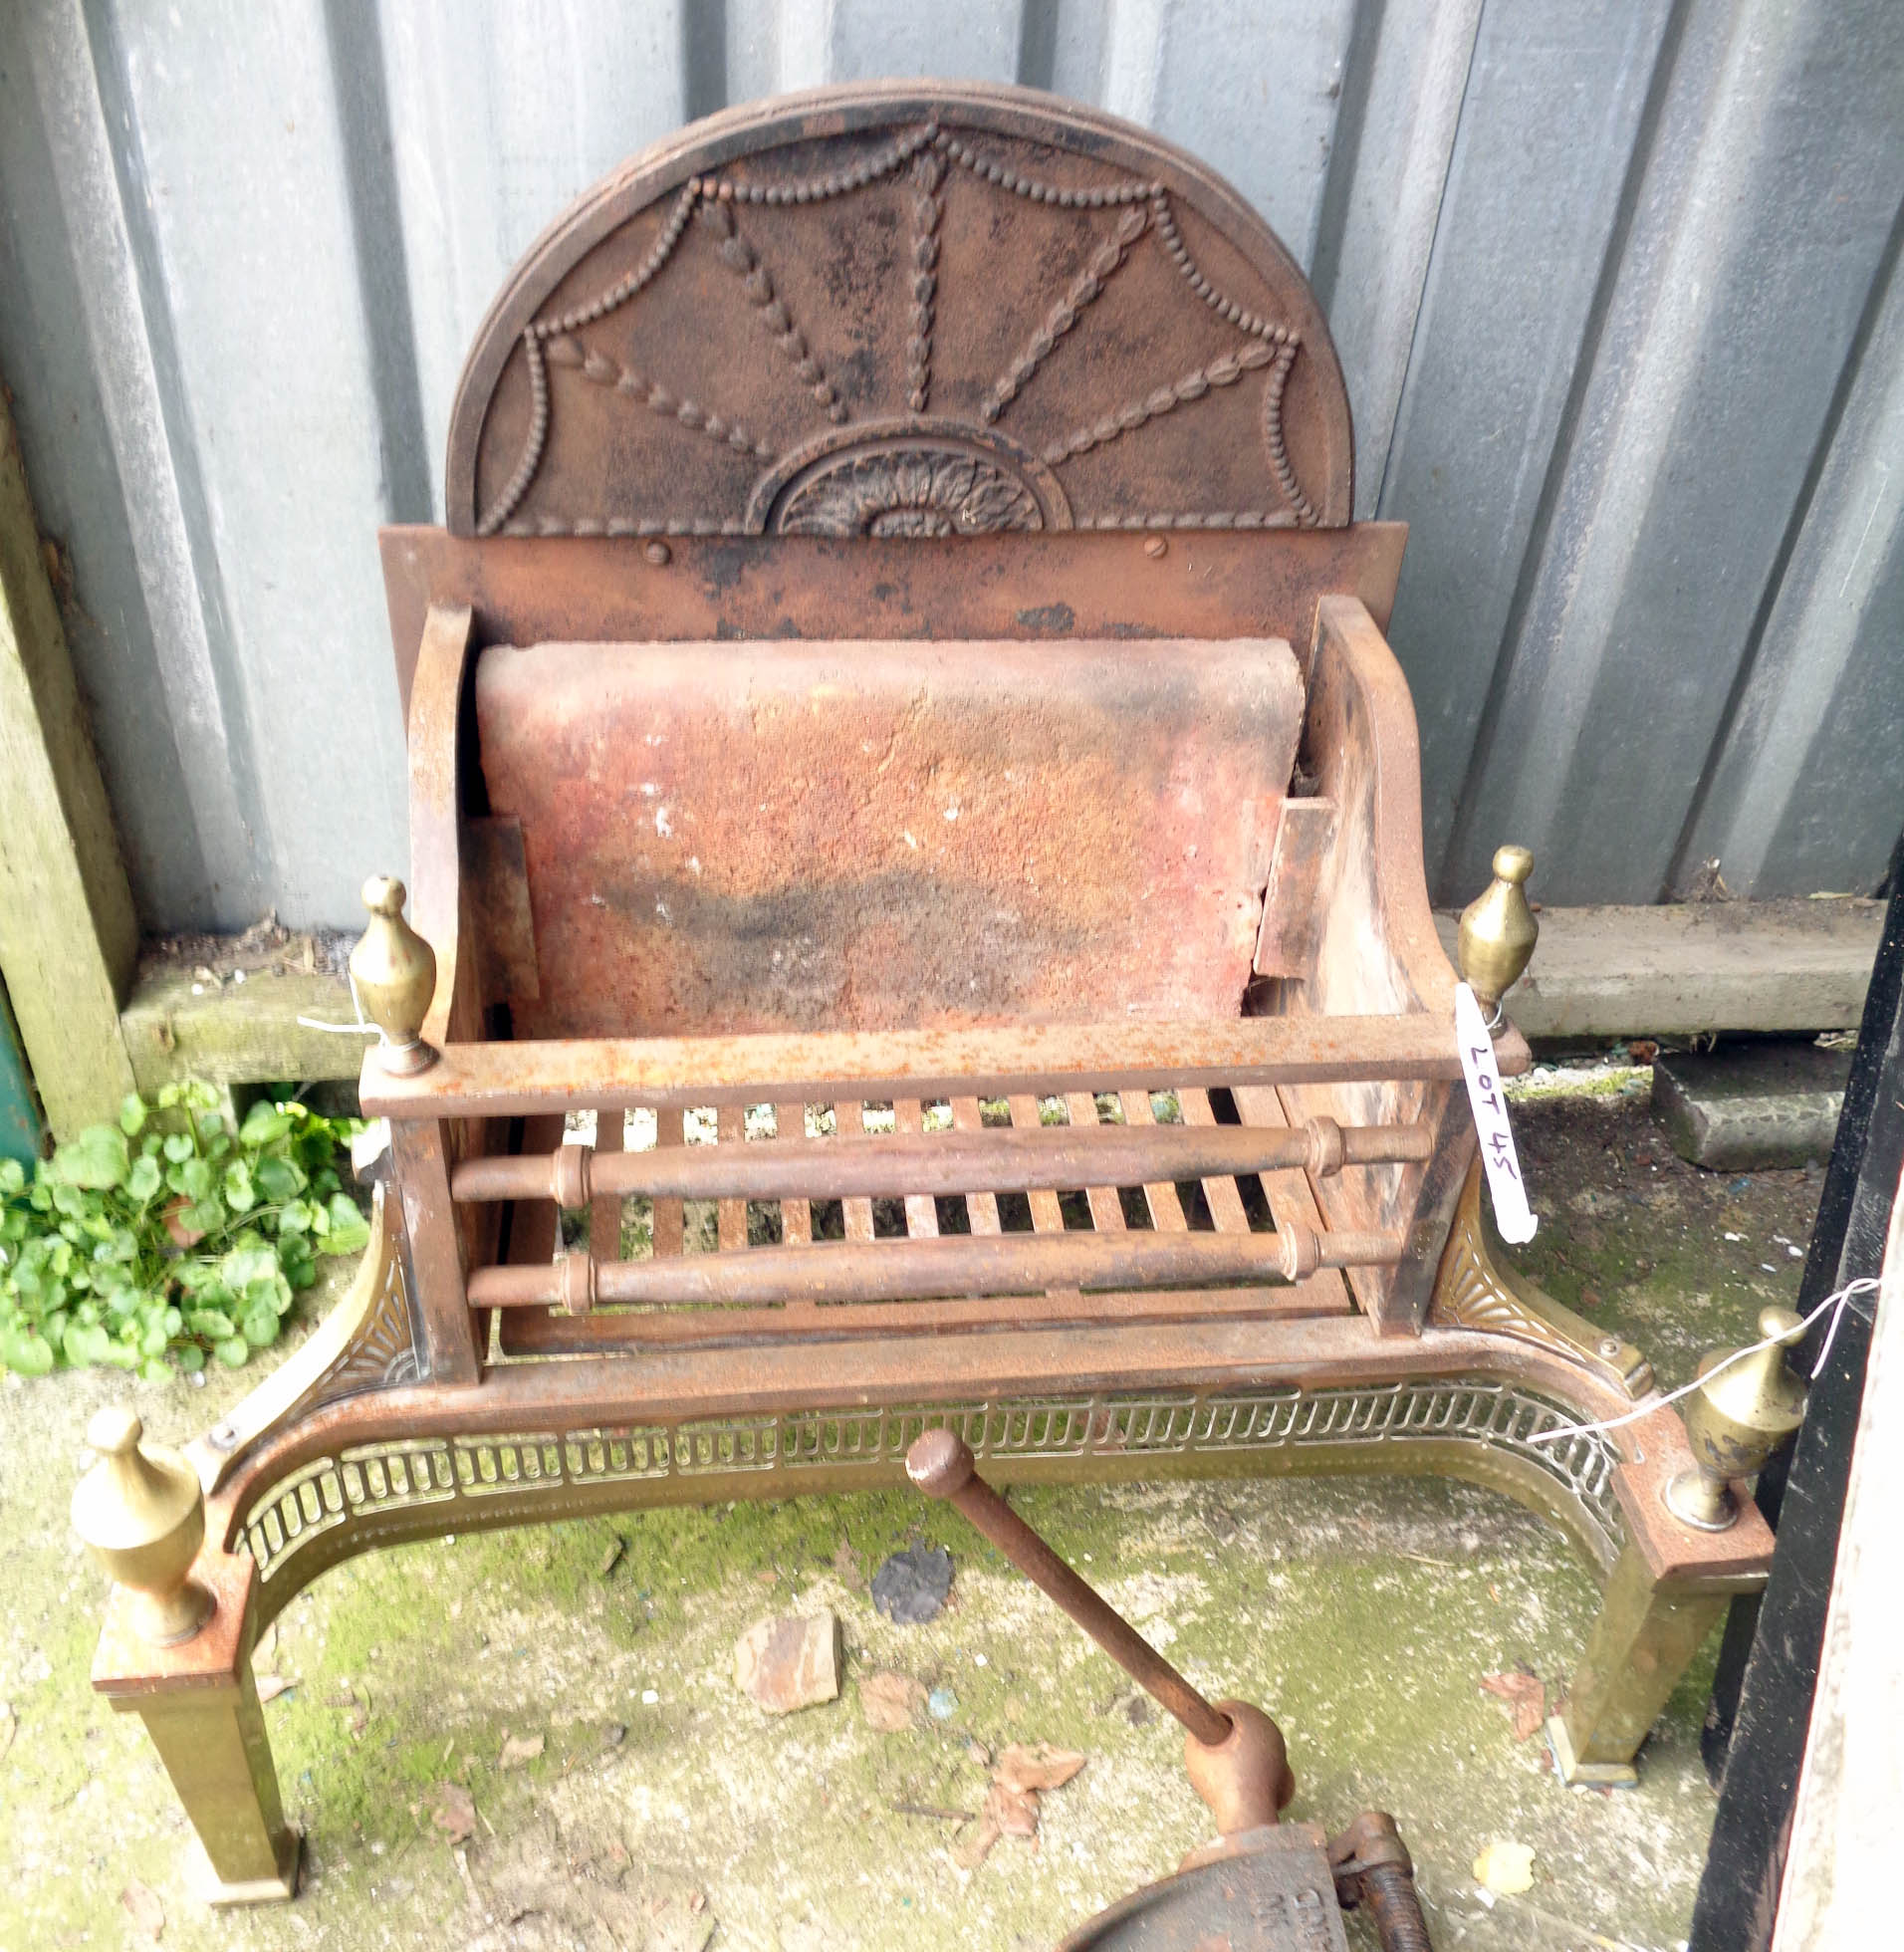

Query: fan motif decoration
left=467, top=113, right=1339, bottom=541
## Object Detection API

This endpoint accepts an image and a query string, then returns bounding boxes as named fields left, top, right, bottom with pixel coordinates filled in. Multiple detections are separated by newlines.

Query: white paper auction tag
left=1455, top=981, right=1538, bottom=1243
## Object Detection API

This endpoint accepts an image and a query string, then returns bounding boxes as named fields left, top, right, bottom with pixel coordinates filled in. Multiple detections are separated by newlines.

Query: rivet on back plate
left=645, top=540, right=671, bottom=566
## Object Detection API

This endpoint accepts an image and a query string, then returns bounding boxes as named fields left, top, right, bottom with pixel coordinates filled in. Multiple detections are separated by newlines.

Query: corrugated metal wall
left=2, top=0, right=1899, bottom=932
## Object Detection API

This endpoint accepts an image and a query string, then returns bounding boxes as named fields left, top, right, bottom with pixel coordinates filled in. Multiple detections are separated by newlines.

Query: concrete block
left=1652, top=1043, right=1851, bottom=1171
left=1436, top=898, right=1882, bottom=1041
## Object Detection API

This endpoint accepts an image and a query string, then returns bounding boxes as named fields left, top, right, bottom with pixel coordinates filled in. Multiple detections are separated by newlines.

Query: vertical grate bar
left=590, top=1104, right=624, bottom=1261
left=1121, top=1090, right=1188, bottom=1231
left=1180, top=1089, right=1251, bottom=1231
left=894, top=1099, right=939, bottom=1236
left=834, top=1102, right=876, bottom=1242
left=1009, top=1096, right=1069, bottom=1233
left=717, top=1103, right=748, bottom=1250
left=1067, top=1092, right=1124, bottom=1231
left=1236, top=1084, right=1349, bottom=1306
left=951, top=1097, right=1001, bottom=1235
left=776, top=1102, right=812, bottom=1244
left=651, top=1106, right=686, bottom=1258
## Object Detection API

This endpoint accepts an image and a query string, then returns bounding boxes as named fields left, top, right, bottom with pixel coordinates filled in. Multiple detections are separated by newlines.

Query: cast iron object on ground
left=1652, top=1042, right=1850, bottom=1172
left=870, top=1543, right=952, bottom=1625
left=907, top=1429, right=1433, bottom=1951
left=1057, top=1824, right=1349, bottom=1952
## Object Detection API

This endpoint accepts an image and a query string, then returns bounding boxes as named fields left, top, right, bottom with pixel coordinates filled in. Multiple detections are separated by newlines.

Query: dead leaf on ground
left=953, top=1743, right=1087, bottom=1868
left=431, top=1780, right=477, bottom=1843
left=859, top=1671, right=927, bottom=1732
left=1474, top=1837, right=1536, bottom=1894
left=832, top=1537, right=865, bottom=1587
left=500, top=1731, right=546, bottom=1769
left=1480, top=1670, right=1547, bottom=1742
left=254, top=1674, right=296, bottom=1705
left=119, top=1880, right=164, bottom=1939
left=953, top=1816, right=1003, bottom=1869
left=987, top=1778, right=1042, bottom=1840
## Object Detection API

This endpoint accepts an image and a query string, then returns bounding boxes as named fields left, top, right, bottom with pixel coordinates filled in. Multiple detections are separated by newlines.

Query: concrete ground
left=0, top=1070, right=1821, bottom=1952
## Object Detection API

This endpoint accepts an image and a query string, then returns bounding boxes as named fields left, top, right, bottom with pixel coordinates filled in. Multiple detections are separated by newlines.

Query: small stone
left=734, top=1610, right=842, bottom=1714
left=119, top=1880, right=164, bottom=1941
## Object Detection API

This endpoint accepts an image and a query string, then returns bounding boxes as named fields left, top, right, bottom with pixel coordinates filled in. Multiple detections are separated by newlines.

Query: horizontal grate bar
left=469, top=1223, right=1404, bottom=1312
left=451, top=1115, right=1427, bottom=1205
left=495, top=1278, right=1343, bottom=1353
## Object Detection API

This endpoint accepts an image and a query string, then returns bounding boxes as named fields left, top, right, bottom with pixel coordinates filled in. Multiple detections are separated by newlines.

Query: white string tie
left=1526, top=1275, right=1880, bottom=1447
left=297, top=970, right=381, bottom=1035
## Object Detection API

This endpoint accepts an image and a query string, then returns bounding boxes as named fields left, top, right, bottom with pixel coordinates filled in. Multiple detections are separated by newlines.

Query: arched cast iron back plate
left=447, top=83, right=1352, bottom=541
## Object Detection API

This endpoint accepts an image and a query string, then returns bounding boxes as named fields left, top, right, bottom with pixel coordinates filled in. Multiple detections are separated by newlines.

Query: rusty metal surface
left=447, top=84, right=1351, bottom=544
left=463, top=817, right=540, bottom=1003
left=493, top=1082, right=1362, bottom=1360
left=379, top=526, right=1407, bottom=719
left=500, top=1282, right=1348, bottom=1356
left=469, top=1227, right=1403, bottom=1313
left=1063, top=1824, right=1349, bottom=1950
left=476, top=635, right=1301, bottom=1036
left=359, top=1014, right=1513, bottom=1121
left=452, top=1115, right=1430, bottom=1204
left=1327, top=1814, right=1431, bottom=1952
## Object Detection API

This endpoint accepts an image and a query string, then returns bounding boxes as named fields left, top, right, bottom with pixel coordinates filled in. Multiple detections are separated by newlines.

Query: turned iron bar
left=450, top=1115, right=1431, bottom=1207
left=465, top=1223, right=1405, bottom=1312
left=356, top=1015, right=1483, bottom=1123
left=906, top=1428, right=1233, bottom=1746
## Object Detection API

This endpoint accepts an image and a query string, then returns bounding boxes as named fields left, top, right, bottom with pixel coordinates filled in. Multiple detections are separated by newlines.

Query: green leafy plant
left=0, top=1084, right=366, bottom=1381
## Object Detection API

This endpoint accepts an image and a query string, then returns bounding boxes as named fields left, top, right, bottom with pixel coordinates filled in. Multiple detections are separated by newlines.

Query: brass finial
left=350, top=876, right=437, bottom=1075
left=1457, top=845, right=1539, bottom=1012
left=71, top=1407, right=214, bottom=1645
left=1665, top=1306, right=1808, bottom=1531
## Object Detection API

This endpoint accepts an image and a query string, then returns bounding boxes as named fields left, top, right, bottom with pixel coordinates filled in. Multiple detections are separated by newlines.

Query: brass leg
left=94, top=1551, right=300, bottom=1904
left=1547, top=1541, right=1729, bottom=1788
